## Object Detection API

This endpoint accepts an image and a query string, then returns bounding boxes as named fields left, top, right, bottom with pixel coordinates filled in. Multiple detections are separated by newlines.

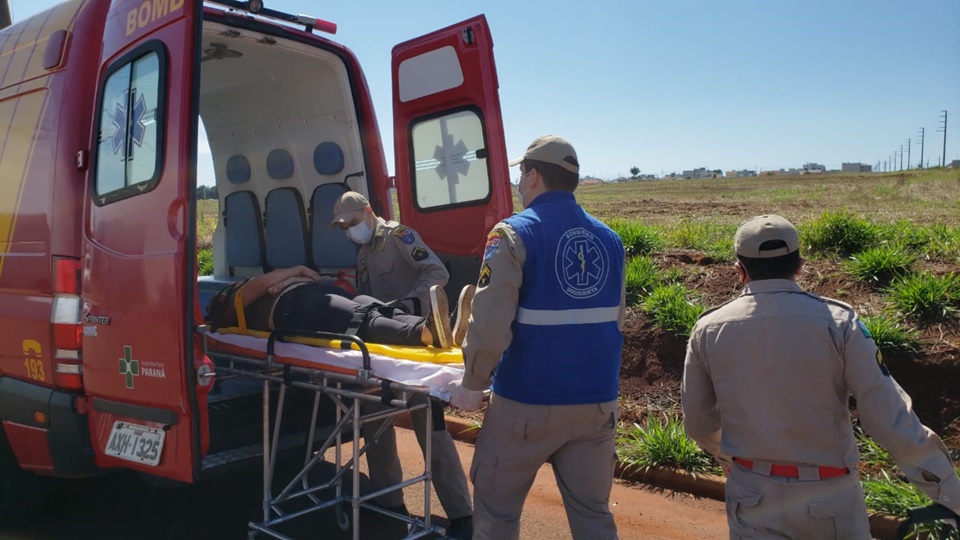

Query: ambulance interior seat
left=309, top=142, right=357, bottom=288
left=264, top=148, right=310, bottom=269
left=223, top=152, right=266, bottom=278
left=198, top=154, right=264, bottom=314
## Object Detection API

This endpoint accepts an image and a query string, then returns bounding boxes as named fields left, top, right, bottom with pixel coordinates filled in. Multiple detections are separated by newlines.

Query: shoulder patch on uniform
left=876, top=349, right=890, bottom=377
left=478, top=264, right=492, bottom=287
left=394, top=227, right=416, bottom=245
left=857, top=319, right=873, bottom=339
left=483, top=233, right=502, bottom=260
left=411, top=246, right=428, bottom=261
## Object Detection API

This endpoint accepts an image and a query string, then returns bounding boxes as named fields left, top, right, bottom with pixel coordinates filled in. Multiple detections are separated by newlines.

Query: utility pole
left=918, top=128, right=925, bottom=169
left=906, top=138, right=911, bottom=170
left=937, top=110, right=948, bottom=167
left=899, top=145, right=904, bottom=171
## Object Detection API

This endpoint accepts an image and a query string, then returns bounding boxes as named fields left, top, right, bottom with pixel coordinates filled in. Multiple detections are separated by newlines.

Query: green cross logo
left=119, top=346, right=139, bottom=389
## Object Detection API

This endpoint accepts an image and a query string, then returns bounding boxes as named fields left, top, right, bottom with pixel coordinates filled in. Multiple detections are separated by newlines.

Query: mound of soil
left=618, top=250, right=960, bottom=450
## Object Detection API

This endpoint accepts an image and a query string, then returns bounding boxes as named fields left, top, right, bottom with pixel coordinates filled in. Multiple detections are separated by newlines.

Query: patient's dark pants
left=271, top=284, right=424, bottom=345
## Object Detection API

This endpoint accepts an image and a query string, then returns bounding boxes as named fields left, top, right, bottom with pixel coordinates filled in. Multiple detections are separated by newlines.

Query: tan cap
left=734, top=214, right=800, bottom=259
left=508, top=135, right=580, bottom=173
left=330, top=191, right=370, bottom=225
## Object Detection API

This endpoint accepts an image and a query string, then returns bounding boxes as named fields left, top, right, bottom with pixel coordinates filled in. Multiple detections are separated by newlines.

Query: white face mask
left=517, top=170, right=532, bottom=207
left=345, top=220, right=374, bottom=244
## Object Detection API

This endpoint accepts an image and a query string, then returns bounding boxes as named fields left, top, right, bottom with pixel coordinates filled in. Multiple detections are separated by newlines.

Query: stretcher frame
left=201, top=326, right=447, bottom=540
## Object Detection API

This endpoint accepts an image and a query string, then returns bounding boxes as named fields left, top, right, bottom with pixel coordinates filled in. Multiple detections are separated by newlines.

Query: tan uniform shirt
left=461, top=222, right=627, bottom=391
left=356, top=217, right=449, bottom=312
left=682, top=279, right=960, bottom=514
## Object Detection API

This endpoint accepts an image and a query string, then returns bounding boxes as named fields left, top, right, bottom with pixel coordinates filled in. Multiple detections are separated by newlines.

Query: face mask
left=517, top=171, right=531, bottom=207
left=345, top=220, right=374, bottom=244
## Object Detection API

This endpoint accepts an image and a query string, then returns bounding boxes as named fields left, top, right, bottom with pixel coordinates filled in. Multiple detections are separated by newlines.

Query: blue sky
left=11, top=0, right=960, bottom=180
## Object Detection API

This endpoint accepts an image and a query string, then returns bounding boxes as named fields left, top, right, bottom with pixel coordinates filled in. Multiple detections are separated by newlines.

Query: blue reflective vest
left=493, top=191, right=625, bottom=405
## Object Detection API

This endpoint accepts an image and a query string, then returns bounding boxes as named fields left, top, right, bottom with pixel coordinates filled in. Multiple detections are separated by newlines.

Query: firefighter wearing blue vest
left=445, top=135, right=627, bottom=540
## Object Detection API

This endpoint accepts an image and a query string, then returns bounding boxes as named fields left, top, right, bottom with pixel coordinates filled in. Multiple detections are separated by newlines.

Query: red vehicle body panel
left=0, top=0, right=509, bottom=487
left=391, top=15, right=512, bottom=257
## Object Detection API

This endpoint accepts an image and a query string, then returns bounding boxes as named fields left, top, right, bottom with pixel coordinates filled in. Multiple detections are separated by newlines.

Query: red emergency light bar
left=206, top=0, right=337, bottom=34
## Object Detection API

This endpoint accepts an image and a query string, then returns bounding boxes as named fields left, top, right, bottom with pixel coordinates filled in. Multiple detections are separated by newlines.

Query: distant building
left=731, top=169, right=757, bottom=178
left=842, top=162, right=872, bottom=173
left=802, top=163, right=826, bottom=174
left=580, top=177, right=601, bottom=185
left=681, top=167, right=719, bottom=179
left=949, top=160, right=960, bottom=169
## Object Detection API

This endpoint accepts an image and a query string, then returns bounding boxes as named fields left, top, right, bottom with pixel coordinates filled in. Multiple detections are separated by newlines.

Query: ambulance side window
left=94, top=45, right=165, bottom=204
left=409, top=107, right=491, bottom=211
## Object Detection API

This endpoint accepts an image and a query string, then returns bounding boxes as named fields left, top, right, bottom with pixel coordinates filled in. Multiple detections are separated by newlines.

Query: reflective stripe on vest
left=515, top=306, right=620, bottom=326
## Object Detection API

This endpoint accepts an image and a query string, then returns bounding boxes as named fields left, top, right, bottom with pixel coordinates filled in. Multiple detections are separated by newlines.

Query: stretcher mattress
left=206, top=328, right=465, bottom=399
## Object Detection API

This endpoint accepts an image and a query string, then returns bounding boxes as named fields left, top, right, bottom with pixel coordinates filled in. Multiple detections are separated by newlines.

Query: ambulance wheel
left=0, top=428, right=48, bottom=526
left=336, top=503, right=350, bottom=531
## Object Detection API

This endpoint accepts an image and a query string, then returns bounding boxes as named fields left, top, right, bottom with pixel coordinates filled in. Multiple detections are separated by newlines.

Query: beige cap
left=330, top=191, right=370, bottom=225
left=734, top=214, right=801, bottom=259
left=508, top=135, right=580, bottom=173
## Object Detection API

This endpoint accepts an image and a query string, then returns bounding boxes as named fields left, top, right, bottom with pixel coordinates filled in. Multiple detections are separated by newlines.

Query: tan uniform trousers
left=470, top=393, right=619, bottom=540
left=362, top=395, right=473, bottom=519
left=725, top=461, right=871, bottom=539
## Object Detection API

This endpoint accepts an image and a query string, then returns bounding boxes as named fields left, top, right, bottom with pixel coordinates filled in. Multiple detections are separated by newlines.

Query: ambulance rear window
left=94, top=47, right=164, bottom=203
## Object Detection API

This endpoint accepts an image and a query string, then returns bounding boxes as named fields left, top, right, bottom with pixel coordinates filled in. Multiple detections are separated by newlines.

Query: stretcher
left=202, top=325, right=465, bottom=540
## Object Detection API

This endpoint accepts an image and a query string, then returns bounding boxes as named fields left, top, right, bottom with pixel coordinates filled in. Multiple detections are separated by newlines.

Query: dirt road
left=2, top=427, right=727, bottom=539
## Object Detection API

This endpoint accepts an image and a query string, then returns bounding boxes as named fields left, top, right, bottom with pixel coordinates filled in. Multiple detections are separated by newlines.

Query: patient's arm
left=241, top=266, right=320, bottom=306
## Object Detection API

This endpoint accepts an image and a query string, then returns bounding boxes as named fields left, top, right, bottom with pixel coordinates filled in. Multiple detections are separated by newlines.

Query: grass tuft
left=625, top=255, right=661, bottom=305
left=641, top=284, right=705, bottom=337
left=844, top=246, right=914, bottom=286
left=616, top=414, right=720, bottom=475
left=863, top=470, right=960, bottom=539
left=197, top=248, right=214, bottom=276
left=855, top=427, right=895, bottom=470
left=861, top=315, right=920, bottom=352
left=888, top=272, right=960, bottom=321
left=662, top=219, right=736, bottom=262
left=606, top=219, right=664, bottom=256
left=801, top=211, right=878, bottom=257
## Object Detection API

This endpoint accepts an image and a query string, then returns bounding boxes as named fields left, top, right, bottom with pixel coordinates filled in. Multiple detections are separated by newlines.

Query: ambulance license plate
left=105, top=421, right=165, bottom=466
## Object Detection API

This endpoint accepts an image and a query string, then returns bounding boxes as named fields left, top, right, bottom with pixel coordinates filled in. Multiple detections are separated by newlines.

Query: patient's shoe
left=428, top=285, right=452, bottom=348
left=451, top=285, right=476, bottom=348
left=444, top=515, right=473, bottom=540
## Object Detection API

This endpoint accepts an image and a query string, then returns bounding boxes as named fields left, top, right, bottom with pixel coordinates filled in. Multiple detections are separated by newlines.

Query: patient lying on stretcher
left=204, top=266, right=471, bottom=349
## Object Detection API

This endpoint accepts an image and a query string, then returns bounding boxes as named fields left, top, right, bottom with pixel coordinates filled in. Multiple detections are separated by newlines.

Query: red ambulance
left=0, top=0, right=511, bottom=523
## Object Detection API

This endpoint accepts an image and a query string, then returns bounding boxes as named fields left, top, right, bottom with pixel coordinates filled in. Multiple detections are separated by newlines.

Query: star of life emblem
left=555, top=227, right=609, bottom=299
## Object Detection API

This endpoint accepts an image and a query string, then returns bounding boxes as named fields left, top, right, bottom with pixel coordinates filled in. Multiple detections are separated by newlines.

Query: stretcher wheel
left=336, top=503, right=350, bottom=531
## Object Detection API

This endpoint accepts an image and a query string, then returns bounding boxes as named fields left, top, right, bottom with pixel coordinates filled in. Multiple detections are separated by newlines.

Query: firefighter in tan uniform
left=332, top=191, right=449, bottom=317
left=682, top=214, right=960, bottom=539
left=446, top=136, right=626, bottom=540
left=331, top=191, right=473, bottom=539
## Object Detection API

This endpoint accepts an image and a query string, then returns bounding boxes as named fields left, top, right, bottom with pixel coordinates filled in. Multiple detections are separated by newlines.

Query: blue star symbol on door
left=110, top=90, right=148, bottom=158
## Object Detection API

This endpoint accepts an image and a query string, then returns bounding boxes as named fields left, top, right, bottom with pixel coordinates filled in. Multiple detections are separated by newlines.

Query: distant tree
left=629, top=166, right=640, bottom=178
left=197, top=185, right=219, bottom=200
left=712, top=169, right=723, bottom=177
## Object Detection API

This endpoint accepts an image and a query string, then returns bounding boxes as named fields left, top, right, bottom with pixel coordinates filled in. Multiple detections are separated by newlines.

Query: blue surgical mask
left=345, top=220, right=374, bottom=244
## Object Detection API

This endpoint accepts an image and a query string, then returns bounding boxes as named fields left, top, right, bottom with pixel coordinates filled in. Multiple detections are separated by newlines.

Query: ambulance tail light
left=51, top=257, right=83, bottom=390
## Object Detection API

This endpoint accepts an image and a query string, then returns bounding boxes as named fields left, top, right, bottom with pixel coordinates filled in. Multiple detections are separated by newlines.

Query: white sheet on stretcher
left=208, top=331, right=465, bottom=400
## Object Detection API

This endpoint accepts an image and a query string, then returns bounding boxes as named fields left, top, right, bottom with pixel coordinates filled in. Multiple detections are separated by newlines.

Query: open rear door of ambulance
left=82, top=0, right=202, bottom=482
left=391, top=16, right=513, bottom=291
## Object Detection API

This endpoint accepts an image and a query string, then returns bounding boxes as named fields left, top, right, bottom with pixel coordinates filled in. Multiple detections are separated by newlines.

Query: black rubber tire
left=0, top=428, right=48, bottom=526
